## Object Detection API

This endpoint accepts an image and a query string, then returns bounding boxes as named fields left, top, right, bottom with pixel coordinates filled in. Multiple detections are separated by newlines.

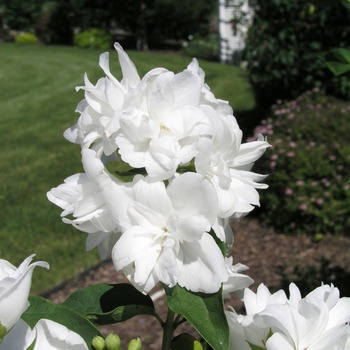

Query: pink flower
left=288, top=113, right=295, bottom=119
left=289, top=142, right=297, bottom=148
left=299, top=204, right=308, bottom=211
left=296, top=180, right=304, bottom=186
left=271, top=154, right=278, bottom=160
left=344, top=184, right=350, bottom=190
left=285, top=188, right=293, bottom=195
left=316, top=198, right=324, bottom=205
left=287, top=152, right=295, bottom=157
left=270, top=161, right=276, bottom=169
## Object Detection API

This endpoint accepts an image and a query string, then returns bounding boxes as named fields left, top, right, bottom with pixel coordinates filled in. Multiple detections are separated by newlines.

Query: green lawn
left=0, top=43, right=255, bottom=294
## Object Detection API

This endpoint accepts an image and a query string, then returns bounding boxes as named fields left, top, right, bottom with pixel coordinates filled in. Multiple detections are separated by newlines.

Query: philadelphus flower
left=0, top=255, right=49, bottom=336
left=0, top=318, right=88, bottom=350
left=104, top=172, right=228, bottom=294
left=47, top=42, right=267, bottom=294
left=222, top=257, right=254, bottom=299
left=227, top=283, right=350, bottom=350
left=47, top=149, right=122, bottom=259
left=62, top=42, right=269, bottom=216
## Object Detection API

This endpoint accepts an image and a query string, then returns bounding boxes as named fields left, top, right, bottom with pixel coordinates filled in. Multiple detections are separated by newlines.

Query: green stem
left=161, top=308, right=175, bottom=350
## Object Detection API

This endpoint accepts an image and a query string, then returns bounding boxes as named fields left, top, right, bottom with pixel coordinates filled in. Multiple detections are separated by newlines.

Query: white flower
left=0, top=319, right=88, bottom=350
left=227, top=283, right=286, bottom=350
left=195, top=105, right=270, bottom=219
left=115, top=60, right=212, bottom=180
left=47, top=149, right=123, bottom=259
left=261, top=284, right=350, bottom=350
left=0, top=255, right=49, bottom=334
left=103, top=172, right=228, bottom=294
left=227, top=283, right=350, bottom=350
left=64, top=43, right=143, bottom=157
left=223, top=257, right=254, bottom=299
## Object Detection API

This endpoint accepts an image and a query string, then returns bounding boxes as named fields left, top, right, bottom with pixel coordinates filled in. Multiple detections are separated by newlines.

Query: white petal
left=34, top=319, right=88, bottom=349
left=166, top=214, right=210, bottom=243
left=177, top=234, right=228, bottom=293
left=167, top=172, right=218, bottom=225
left=266, top=332, right=294, bottom=350
left=0, top=319, right=35, bottom=350
left=145, top=136, right=179, bottom=179
left=114, top=43, right=140, bottom=89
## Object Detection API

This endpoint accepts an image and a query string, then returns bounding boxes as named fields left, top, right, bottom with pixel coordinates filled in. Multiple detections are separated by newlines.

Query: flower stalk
left=161, top=309, right=176, bottom=350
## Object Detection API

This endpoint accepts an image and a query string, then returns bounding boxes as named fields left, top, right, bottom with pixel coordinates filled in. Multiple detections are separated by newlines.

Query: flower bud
left=92, top=335, right=106, bottom=350
left=127, top=337, right=142, bottom=350
left=0, top=323, right=7, bottom=344
left=105, top=332, right=121, bottom=350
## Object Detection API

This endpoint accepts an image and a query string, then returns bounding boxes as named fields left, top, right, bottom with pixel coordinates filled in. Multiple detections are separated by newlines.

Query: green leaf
left=25, top=338, right=36, bottom=350
left=325, top=61, right=350, bottom=77
left=165, top=285, right=229, bottom=350
left=324, top=48, right=350, bottom=76
left=62, top=283, right=157, bottom=325
left=247, top=342, right=266, bottom=350
left=62, top=283, right=154, bottom=314
left=21, top=296, right=102, bottom=350
left=106, top=157, right=146, bottom=182
left=85, top=303, right=157, bottom=325
left=208, top=229, right=226, bottom=256
left=171, top=333, right=204, bottom=350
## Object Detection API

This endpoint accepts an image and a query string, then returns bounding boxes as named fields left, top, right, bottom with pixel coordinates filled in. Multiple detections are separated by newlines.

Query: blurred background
left=0, top=0, right=349, bottom=297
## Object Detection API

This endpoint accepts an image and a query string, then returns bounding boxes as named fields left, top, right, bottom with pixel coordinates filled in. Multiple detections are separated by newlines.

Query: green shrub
left=74, top=28, right=112, bottom=50
left=248, top=89, right=350, bottom=237
left=182, top=37, right=218, bottom=61
left=15, top=32, right=39, bottom=44
left=243, top=0, right=350, bottom=107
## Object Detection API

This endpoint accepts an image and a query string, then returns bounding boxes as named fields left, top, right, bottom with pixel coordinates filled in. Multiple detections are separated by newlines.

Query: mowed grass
left=0, top=43, right=255, bottom=294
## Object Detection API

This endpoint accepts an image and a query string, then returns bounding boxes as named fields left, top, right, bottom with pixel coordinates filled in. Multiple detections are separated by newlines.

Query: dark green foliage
left=243, top=0, right=350, bottom=107
left=113, top=0, right=216, bottom=48
left=2, top=0, right=216, bottom=49
left=69, top=0, right=117, bottom=32
left=44, top=1, right=74, bottom=44
left=74, top=28, right=112, bottom=50
left=279, top=258, right=350, bottom=298
left=249, top=89, right=350, bottom=237
left=1, top=0, right=44, bottom=31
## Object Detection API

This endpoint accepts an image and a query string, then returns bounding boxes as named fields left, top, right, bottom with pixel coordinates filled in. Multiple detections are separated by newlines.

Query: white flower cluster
left=0, top=255, right=89, bottom=350
left=227, top=283, right=350, bottom=350
left=47, top=43, right=269, bottom=295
